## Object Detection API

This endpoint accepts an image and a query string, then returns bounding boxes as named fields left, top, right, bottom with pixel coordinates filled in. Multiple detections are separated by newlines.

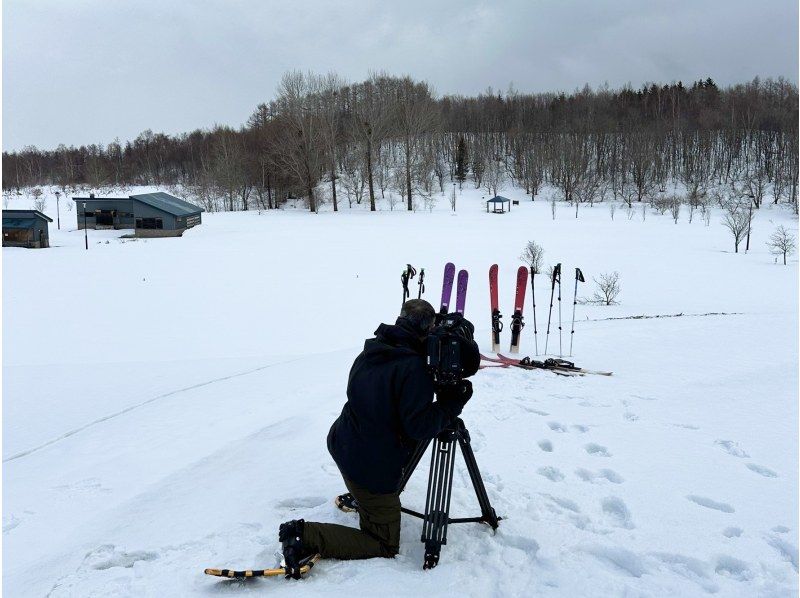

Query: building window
left=137, top=218, right=163, bottom=229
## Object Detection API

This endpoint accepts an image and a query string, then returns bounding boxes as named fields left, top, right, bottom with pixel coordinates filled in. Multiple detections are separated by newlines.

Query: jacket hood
left=365, top=321, right=426, bottom=357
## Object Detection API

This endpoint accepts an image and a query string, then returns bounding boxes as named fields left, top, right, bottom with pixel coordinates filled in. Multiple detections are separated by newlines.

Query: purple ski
left=455, top=269, right=468, bottom=314
left=439, top=262, right=456, bottom=313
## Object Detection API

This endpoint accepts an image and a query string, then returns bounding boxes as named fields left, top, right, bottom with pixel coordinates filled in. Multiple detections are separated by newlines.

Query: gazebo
left=486, top=196, right=511, bottom=213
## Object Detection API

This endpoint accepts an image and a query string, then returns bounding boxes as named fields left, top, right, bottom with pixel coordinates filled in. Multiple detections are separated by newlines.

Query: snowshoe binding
left=334, top=492, right=359, bottom=513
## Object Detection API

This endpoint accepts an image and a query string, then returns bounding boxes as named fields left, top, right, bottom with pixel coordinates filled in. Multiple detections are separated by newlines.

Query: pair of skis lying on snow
left=480, top=353, right=612, bottom=376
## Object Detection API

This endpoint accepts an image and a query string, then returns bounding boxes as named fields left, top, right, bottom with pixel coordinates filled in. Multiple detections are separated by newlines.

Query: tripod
left=397, top=417, right=500, bottom=569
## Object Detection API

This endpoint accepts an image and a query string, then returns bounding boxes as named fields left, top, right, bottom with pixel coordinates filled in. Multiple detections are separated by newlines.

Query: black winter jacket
left=327, top=320, right=476, bottom=494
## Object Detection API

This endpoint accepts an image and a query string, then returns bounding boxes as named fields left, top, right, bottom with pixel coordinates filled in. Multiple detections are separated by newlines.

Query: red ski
left=489, top=264, right=502, bottom=351
left=509, top=267, right=528, bottom=353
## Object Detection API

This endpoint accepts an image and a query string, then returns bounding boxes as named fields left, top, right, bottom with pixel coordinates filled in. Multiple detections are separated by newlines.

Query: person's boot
left=278, top=519, right=309, bottom=579
left=334, top=492, right=359, bottom=513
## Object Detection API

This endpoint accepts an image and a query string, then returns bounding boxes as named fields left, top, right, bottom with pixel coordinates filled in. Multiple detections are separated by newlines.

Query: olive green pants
left=302, top=476, right=401, bottom=560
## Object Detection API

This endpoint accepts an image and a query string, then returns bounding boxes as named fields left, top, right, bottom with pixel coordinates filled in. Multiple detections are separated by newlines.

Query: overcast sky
left=3, top=0, right=798, bottom=151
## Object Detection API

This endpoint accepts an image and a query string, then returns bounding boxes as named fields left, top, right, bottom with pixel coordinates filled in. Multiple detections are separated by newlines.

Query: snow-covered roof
left=3, top=209, right=53, bottom=223
left=129, top=192, right=204, bottom=217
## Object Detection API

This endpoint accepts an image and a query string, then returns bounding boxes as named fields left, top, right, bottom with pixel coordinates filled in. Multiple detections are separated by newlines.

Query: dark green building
left=73, top=192, right=203, bottom=237
left=2, top=209, right=53, bottom=248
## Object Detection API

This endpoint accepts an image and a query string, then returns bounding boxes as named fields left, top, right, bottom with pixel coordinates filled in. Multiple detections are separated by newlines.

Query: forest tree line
left=3, top=73, right=798, bottom=213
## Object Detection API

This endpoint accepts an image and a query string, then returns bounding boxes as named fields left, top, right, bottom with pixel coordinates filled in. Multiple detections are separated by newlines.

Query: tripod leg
left=421, top=432, right=457, bottom=569
left=397, top=438, right=432, bottom=494
left=455, top=426, right=500, bottom=529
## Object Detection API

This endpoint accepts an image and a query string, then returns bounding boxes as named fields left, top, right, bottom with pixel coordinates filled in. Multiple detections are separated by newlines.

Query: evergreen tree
left=455, top=136, right=468, bottom=187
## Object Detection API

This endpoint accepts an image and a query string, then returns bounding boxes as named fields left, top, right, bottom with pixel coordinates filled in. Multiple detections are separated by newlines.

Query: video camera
left=426, top=313, right=477, bottom=386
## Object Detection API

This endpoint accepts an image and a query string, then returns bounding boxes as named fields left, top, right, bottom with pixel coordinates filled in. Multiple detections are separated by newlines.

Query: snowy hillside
left=3, top=186, right=798, bottom=597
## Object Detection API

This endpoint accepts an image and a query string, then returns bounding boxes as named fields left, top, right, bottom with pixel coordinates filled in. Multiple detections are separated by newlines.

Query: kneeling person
left=279, top=299, right=479, bottom=576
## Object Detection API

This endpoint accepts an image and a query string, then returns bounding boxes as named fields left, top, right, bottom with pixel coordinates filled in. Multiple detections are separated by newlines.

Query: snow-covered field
left=3, top=186, right=798, bottom=597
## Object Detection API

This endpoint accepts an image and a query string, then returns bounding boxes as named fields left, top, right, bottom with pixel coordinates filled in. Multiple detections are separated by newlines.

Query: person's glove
left=436, top=379, right=473, bottom=418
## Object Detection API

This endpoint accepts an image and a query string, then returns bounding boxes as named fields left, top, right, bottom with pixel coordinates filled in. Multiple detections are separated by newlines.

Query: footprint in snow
left=672, top=423, right=700, bottom=430
left=547, top=421, right=567, bottom=433
left=275, top=496, right=327, bottom=510
left=497, top=533, right=540, bottom=558
left=745, top=463, right=778, bottom=478
left=630, top=394, right=657, bottom=401
left=766, top=535, right=799, bottom=572
left=686, top=495, right=735, bottom=513
left=714, top=555, right=752, bottom=581
left=714, top=439, right=750, bottom=458
left=571, top=424, right=589, bottom=433
left=575, top=468, right=624, bottom=484
left=650, top=552, right=719, bottom=593
left=542, top=494, right=580, bottom=513
left=623, top=411, right=639, bottom=422
left=772, top=526, right=790, bottom=534
left=2, top=514, right=21, bottom=534
left=585, top=443, right=611, bottom=457
left=523, top=407, right=549, bottom=416
left=538, top=440, right=553, bottom=452
left=548, top=394, right=583, bottom=401
left=723, top=527, right=743, bottom=538
left=581, top=544, right=647, bottom=578
left=601, top=496, right=634, bottom=529
left=599, top=469, right=624, bottom=483
left=537, top=466, right=564, bottom=482
left=82, top=545, right=158, bottom=570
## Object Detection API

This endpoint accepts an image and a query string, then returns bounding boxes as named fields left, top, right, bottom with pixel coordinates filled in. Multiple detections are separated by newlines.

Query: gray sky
left=3, top=0, right=798, bottom=151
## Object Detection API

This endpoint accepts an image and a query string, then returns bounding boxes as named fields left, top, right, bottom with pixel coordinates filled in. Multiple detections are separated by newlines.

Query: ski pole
left=544, top=263, right=561, bottom=354
left=417, top=268, right=425, bottom=299
left=530, top=267, right=539, bottom=355
left=557, top=267, right=563, bottom=357
left=569, top=267, right=585, bottom=356
left=401, top=264, right=416, bottom=306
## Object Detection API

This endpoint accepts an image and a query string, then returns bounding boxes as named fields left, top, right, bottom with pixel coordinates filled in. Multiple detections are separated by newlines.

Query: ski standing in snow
left=509, top=266, right=528, bottom=353
left=439, top=262, right=455, bottom=313
left=489, top=264, right=503, bottom=352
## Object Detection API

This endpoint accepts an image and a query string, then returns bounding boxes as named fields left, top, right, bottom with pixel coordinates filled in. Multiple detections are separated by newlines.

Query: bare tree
left=340, top=143, right=367, bottom=208
left=572, top=169, right=600, bottom=217
left=318, top=72, right=347, bottom=212
left=670, top=197, right=681, bottom=223
left=351, top=74, right=394, bottom=211
left=395, top=77, right=440, bottom=210
left=483, top=154, right=506, bottom=198
left=627, top=127, right=657, bottom=201
left=31, top=187, right=46, bottom=212
left=766, top=225, right=796, bottom=264
left=520, top=240, right=545, bottom=274
left=269, top=71, right=325, bottom=213
left=744, top=161, right=770, bottom=208
left=211, top=127, right=248, bottom=211
left=593, top=272, right=621, bottom=305
left=721, top=199, right=752, bottom=253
